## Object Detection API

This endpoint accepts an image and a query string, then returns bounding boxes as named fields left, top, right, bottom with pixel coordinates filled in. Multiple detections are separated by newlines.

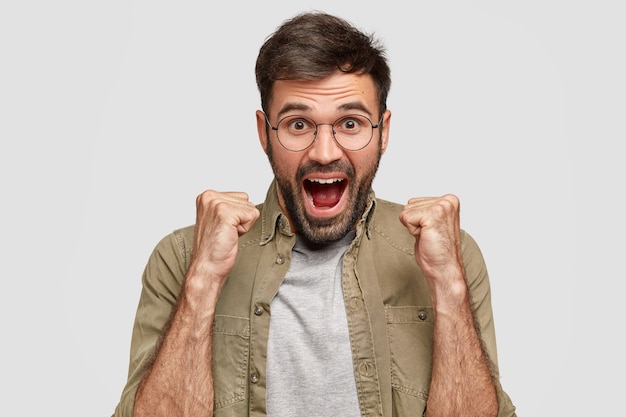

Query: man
left=113, top=11, right=516, bottom=417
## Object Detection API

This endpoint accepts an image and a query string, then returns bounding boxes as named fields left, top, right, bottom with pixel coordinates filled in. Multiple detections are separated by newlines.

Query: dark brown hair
left=255, top=12, right=391, bottom=117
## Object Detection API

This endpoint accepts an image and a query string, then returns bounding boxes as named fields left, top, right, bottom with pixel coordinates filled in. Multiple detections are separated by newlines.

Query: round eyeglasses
left=265, top=114, right=383, bottom=152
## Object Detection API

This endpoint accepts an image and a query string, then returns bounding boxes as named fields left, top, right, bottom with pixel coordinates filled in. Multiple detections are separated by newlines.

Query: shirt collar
left=259, top=180, right=293, bottom=245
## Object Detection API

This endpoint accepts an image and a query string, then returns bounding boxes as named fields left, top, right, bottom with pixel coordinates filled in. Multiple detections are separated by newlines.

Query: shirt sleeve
left=111, top=230, right=190, bottom=417
left=461, top=231, right=517, bottom=417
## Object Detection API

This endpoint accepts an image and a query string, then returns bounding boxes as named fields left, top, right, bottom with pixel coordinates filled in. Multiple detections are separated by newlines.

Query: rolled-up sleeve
left=111, top=229, right=190, bottom=417
left=462, top=231, right=517, bottom=417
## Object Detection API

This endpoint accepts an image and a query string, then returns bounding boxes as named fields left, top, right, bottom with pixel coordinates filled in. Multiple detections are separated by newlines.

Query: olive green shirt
left=113, top=182, right=516, bottom=416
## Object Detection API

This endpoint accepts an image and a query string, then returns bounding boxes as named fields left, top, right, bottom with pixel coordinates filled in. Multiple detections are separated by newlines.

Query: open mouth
left=303, top=177, right=347, bottom=209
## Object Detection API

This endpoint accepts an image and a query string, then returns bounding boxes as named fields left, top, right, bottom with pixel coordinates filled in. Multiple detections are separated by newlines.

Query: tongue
left=309, top=182, right=343, bottom=207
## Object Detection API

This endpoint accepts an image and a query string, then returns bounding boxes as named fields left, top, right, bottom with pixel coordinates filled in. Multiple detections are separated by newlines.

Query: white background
left=1, top=1, right=624, bottom=416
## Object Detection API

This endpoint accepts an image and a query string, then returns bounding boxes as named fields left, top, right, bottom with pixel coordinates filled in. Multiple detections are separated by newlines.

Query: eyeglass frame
left=264, top=113, right=384, bottom=152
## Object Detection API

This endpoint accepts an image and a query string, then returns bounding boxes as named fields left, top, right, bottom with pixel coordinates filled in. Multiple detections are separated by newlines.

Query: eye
left=335, top=115, right=366, bottom=134
left=290, top=119, right=307, bottom=131
left=282, top=117, right=315, bottom=136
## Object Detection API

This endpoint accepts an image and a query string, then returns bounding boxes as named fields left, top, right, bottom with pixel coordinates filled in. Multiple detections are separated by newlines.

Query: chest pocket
left=212, top=315, right=250, bottom=410
left=386, top=305, right=433, bottom=407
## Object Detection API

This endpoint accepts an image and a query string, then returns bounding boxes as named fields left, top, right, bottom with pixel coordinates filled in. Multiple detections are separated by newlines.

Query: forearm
left=426, top=274, right=498, bottom=417
left=133, top=272, right=222, bottom=417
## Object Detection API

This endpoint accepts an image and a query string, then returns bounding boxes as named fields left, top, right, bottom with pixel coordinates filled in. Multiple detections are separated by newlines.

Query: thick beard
left=267, top=139, right=382, bottom=244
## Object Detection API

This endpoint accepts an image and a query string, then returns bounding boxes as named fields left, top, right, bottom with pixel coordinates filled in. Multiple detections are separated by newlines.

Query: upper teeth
left=309, top=178, right=343, bottom=184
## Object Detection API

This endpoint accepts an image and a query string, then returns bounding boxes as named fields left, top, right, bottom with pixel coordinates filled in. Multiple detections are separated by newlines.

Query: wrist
left=180, top=266, right=226, bottom=318
left=427, top=269, right=469, bottom=315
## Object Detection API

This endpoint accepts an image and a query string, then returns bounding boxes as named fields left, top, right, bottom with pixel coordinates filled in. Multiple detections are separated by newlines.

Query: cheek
left=271, top=151, right=302, bottom=176
left=350, top=154, right=376, bottom=174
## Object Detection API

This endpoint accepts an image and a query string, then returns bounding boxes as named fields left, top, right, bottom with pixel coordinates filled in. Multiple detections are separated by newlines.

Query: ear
left=256, top=110, right=269, bottom=155
left=380, top=109, right=391, bottom=155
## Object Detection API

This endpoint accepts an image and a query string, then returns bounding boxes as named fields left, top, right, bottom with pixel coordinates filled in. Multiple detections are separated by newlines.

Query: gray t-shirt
left=266, top=231, right=361, bottom=417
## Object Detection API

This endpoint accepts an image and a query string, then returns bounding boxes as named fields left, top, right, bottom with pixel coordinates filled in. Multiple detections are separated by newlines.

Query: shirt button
left=254, top=306, right=263, bottom=316
left=358, top=361, right=375, bottom=377
left=418, top=310, right=428, bottom=321
left=276, top=256, right=285, bottom=265
left=347, top=297, right=361, bottom=311
left=250, top=371, right=259, bottom=383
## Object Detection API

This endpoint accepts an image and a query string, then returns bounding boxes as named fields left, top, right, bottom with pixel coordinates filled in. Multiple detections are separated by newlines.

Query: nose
left=307, top=123, right=344, bottom=164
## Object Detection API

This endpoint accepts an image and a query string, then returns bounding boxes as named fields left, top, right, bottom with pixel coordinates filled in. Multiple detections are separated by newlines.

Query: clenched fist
left=399, top=194, right=466, bottom=308
left=187, top=190, right=260, bottom=289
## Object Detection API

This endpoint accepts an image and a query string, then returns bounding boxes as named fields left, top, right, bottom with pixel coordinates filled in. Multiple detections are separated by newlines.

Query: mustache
left=296, top=161, right=355, bottom=181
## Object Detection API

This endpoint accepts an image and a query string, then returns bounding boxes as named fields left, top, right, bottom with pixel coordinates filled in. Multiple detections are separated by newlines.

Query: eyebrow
left=277, top=103, right=311, bottom=118
left=276, top=101, right=373, bottom=119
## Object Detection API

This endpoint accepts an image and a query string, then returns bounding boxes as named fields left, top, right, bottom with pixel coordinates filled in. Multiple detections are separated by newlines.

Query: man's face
left=256, top=72, right=391, bottom=243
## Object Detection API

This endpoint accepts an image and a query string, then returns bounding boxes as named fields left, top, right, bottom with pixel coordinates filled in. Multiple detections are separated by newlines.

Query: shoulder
left=367, top=198, right=415, bottom=255
left=142, top=225, right=195, bottom=275
left=166, top=202, right=266, bottom=260
left=368, top=197, right=478, bottom=256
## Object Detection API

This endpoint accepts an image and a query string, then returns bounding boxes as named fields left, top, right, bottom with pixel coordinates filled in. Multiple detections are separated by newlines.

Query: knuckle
left=197, top=189, right=217, bottom=203
left=196, top=190, right=225, bottom=213
left=437, top=195, right=459, bottom=212
left=442, top=193, right=460, bottom=206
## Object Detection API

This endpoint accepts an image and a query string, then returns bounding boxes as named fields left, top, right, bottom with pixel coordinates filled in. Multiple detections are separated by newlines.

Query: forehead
left=270, top=72, right=379, bottom=118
